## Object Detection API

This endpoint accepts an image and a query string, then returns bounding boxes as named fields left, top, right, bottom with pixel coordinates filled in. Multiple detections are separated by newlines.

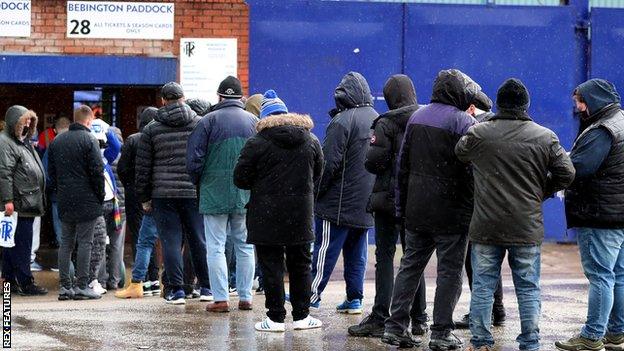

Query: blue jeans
left=225, top=234, right=237, bottom=288
left=52, top=201, right=63, bottom=244
left=204, top=213, right=255, bottom=302
left=577, top=227, right=624, bottom=340
left=470, top=244, right=541, bottom=351
left=152, top=198, right=208, bottom=292
left=131, top=215, right=159, bottom=282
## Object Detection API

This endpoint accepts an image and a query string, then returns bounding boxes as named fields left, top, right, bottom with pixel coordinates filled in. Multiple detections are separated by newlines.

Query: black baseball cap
left=161, top=82, right=184, bottom=100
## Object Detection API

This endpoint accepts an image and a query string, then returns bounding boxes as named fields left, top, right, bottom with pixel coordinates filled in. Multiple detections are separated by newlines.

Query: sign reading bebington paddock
left=66, top=1, right=174, bottom=40
left=0, top=1, right=31, bottom=37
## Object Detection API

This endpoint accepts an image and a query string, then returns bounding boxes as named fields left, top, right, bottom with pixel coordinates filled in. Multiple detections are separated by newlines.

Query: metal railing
left=335, top=0, right=562, bottom=5
left=590, top=0, right=624, bottom=8
left=336, top=0, right=624, bottom=7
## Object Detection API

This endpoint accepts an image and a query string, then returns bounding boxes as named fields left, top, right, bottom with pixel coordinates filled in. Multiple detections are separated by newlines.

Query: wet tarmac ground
left=12, top=244, right=588, bottom=350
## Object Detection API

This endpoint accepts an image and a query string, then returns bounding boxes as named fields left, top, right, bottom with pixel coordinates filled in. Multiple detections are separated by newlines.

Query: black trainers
left=5, top=280, right=21, bottom=295
left=412, top=323, right=429, bottom=336
left=150, top=281, right=161, bottom=296
left=347, top=314, right=385, bottom=337
left=555, top=334, right=605, bottom=351
left=381, top=331, right=420, bottom=348
left=455, top=311, right=505, bottom=329
left=604, top=333, right=624, bottom=351
left=493, top=309, right=506, bottom=327
left=429, top=332, right=463, bottom=350
left=19, top=283, right=48, bottom=296
left=455, top=314, right=470, bottom=329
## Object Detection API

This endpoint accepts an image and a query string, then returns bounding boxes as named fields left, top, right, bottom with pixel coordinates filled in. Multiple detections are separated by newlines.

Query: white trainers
left=89, top=279, right=107, bottom=295
left=293, top=316, right=323, bottom=330
left=255, top=318, right=285, bottom=333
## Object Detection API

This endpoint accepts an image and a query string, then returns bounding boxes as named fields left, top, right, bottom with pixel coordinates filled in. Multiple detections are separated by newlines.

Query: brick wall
left=0, top=0, right=250, bottom=91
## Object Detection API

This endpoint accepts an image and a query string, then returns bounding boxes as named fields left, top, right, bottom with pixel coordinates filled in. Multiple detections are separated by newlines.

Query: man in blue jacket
left=557, top=79, right=624, bottom=351
left=310, top=72, right=377, bottom=313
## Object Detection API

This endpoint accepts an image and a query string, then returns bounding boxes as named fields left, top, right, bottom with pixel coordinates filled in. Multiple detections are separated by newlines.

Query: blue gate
left=249, top=1, right=403, bottom=140
left=247, top=0, right=606, bottom=242
left=590, top=8, right=624, bottom=89
left=403, top=4, right=581, bottom=241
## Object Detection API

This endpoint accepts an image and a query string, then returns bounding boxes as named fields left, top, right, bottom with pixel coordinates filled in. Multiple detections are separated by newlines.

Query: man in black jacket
left=349, top=74, right=428, bottom=338
left=456, top=79, right=575, bottom=351
left=382, top=69, right=478, bottom=350
left=115, top=107, right=161, bottom=298
left=135, top=82, right=210, bottom=305
left=234, top=112, right=324, bottom=332
left=311, top=72, right=378, bottom=313
left=557, top=79, right=624, bottom=351
left=0, top=105, right=47, bottom=296
left=455, top=93, right=508, bottom=330
left=48, top=105, right=105, bottom=300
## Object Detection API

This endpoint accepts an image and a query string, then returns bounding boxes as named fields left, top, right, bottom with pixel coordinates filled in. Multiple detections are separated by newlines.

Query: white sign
left=0, top=1, right=31, bottom=38
left=66, top=1, right=174, bottom=40
left=180, top=38, right=238, bottom=105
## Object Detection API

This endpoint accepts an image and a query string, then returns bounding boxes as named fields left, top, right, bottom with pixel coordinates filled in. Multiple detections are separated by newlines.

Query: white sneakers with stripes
left=254, top=316, right=323, bottom=332
left=255, top=318, right=286, bottom=332
left=293, top=316, right=323, bottom=330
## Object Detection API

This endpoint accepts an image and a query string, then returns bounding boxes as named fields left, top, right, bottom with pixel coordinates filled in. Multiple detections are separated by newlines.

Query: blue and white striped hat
left=260, top=89, right=288, bottom=118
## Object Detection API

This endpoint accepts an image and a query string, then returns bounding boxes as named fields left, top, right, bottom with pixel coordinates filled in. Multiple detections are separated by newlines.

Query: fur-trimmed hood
left=256, top=113, right=313, bottom=132
left=256, top=113, right=314, bottom=149
left=3, top=105, right=38, bottom=142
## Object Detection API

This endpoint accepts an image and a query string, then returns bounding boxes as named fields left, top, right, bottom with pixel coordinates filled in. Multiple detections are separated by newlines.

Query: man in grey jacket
left=0, top=105, right=47, bottom=296
left=455, top=78, right=575, bottom=351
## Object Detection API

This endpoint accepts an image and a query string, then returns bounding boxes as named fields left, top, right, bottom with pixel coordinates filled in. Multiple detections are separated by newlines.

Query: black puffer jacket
left=48, top=123, right=104, bottom=222
left=0, top=106, right=46, bottom=217
left=136, top=103, right=200, bottom=202
left=365, top=74, right=418, bottom=216
left=315, top=72, right=378, bottom=228
left=118, top=107, right=157, bottom=189
left=234, top=114, right=324, bottom=245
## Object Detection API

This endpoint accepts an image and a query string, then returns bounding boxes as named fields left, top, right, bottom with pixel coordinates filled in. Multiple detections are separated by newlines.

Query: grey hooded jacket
left=0, top=106, right=45, bottom=217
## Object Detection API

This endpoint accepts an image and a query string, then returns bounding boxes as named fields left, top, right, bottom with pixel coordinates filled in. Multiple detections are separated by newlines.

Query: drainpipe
left=569, top=0, right=590, bottom=82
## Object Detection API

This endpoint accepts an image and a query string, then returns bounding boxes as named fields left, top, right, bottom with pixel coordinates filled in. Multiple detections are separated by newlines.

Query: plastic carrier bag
left=0, top=212, right=18, bottom=248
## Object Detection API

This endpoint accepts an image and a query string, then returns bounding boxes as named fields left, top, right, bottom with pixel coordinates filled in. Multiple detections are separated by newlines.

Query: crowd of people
left=0, top=71, right=623, bottom=351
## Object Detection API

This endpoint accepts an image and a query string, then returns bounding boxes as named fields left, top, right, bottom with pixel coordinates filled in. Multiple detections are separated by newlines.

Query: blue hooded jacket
left=570, top=79, right=621, bottom=179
